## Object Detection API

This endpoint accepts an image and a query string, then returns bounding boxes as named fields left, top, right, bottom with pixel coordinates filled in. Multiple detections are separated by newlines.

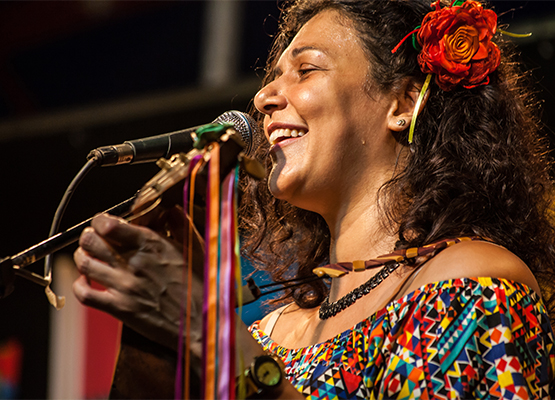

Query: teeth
left=269, top=128, right=307, bottom=145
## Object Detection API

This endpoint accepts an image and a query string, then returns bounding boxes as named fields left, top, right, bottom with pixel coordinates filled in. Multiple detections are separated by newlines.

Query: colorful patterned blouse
left=249, top=278, right=555, bottom=399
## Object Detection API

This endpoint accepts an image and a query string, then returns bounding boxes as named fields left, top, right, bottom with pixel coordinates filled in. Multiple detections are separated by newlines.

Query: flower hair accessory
left=417, top=0, right=500, bottom=91
left=392, top=0, right=529, bottom=143
left=392, top=0, right=501, bottom=91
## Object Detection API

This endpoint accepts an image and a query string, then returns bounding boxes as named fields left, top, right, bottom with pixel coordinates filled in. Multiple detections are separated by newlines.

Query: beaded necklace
left=316, top=237, right=481, bottom=320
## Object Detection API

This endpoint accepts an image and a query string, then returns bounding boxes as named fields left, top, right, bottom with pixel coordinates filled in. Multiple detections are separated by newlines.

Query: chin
left=267, top=162, right=320, bottom=213
left=267, top=168, right=289, bottom=201
left=267, top=179, right=320, bottom=215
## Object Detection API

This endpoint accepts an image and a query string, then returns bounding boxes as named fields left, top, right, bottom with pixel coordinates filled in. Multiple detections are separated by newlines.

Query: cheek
left=295, top=84, right=325, bottom=116
left=298, top=88, right=312, bottom=103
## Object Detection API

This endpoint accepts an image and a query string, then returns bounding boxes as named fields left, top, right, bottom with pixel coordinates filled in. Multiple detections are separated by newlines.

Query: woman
left=73, top=0, right=555, bottom=398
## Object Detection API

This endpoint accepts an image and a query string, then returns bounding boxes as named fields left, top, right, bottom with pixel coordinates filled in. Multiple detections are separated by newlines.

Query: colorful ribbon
left=174, top=147, right=242, bottom=399
left=176, top=155, right=204, bottom=400
left=194, top=143, right=242, bottom=400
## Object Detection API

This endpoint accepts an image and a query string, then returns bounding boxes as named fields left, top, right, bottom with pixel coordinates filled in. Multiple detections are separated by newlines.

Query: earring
left=396, top=119, right=406, bottom=127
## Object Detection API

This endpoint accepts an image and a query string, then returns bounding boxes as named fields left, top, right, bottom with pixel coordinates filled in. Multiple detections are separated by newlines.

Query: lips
left=269, top=128, right=307, bottom=145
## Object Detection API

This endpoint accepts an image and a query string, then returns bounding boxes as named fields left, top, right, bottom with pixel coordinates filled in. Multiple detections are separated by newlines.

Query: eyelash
left=299, top=67, right=317, bottom=77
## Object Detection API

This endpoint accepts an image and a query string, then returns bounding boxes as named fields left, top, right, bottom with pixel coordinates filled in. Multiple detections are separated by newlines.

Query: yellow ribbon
left=409, top=73, right=433, bottom=144
left=498, top=29, right=532, bottom=38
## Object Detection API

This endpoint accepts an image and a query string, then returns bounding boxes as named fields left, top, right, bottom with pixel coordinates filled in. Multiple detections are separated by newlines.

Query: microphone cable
left=241, top=274, right=327, bottom=305
left=44, top=156, right=99, bottom=282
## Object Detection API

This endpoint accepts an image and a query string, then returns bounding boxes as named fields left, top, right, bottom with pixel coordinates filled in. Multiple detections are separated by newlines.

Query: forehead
left=276, top=10, right=365, bottom=66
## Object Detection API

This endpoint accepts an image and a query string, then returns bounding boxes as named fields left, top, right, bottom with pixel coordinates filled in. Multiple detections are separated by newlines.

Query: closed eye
left=299, top=68, right=316, bottom=76
left=298, top=65, right=321, bottom=78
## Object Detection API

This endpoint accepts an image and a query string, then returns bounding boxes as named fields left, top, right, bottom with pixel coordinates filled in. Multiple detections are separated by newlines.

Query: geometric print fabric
left=250, top=277, right=555, bottom=399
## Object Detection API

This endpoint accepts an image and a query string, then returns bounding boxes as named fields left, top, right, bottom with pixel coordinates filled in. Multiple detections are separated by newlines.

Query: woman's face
left=254, top=10, right=398, bottom=216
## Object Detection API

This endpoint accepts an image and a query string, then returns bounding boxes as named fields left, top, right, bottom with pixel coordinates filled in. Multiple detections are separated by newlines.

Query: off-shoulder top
left=249, top=277, right=555, bottom=399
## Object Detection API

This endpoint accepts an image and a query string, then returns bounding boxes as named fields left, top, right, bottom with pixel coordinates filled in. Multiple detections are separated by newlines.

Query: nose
left=254, top=80, right=287, bottom=117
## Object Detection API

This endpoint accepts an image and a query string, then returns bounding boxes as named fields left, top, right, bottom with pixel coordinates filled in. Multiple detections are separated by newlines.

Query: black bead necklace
left=318, top=261, right=401, bottom=320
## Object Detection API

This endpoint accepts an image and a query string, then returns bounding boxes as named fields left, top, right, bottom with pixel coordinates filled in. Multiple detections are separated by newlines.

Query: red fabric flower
left=417, top=0, right=501, bottom=91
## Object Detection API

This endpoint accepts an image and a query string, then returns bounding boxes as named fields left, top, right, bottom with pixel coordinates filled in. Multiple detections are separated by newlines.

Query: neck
left=322, top=191, right=399, bottom=304
left=311, top=141, right=406, bottom=304
left=320, top=141, right=404, bottom=263
left=322, top=169, right=397, bottom=263
left=327, top=204, right=393, bottom=263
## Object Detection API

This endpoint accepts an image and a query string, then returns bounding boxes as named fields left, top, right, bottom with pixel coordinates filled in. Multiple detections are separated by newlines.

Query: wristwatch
left=240, top=353, right=285, bottom=399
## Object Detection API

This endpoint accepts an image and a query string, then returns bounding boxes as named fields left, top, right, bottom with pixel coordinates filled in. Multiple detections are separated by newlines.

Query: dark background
left=0, top=1, right=553, bottom=398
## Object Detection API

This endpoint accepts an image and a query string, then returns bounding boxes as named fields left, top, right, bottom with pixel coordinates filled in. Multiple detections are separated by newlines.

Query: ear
left=387, top=78, right=430, bottom=133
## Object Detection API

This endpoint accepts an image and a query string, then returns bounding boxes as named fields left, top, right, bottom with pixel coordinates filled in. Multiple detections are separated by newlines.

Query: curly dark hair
left=239, top=0, right=555, bottom=315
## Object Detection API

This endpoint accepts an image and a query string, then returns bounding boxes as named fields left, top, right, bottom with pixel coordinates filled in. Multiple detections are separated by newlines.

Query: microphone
left=87, top=111, right=258, bottom=166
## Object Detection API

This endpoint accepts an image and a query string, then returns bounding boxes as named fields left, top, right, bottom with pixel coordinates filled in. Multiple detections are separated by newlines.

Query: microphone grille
left=214, top=111, right=259, bottom=155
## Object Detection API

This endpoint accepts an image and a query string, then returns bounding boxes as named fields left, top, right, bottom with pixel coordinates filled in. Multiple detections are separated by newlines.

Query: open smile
left=269, top=128, right=307, bottom=145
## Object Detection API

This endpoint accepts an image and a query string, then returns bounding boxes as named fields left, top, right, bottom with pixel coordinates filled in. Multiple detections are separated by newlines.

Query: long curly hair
left=239, top=0, right=555, bottom=314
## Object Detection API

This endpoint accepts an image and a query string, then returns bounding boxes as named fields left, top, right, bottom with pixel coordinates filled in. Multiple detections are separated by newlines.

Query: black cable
left=258, top=274, right=325, bottom=289
left=44, top=156, right=99, bottom=278
left=242, top=274, right=326, bottom=304
left=259, top=275, right=325, bottom=297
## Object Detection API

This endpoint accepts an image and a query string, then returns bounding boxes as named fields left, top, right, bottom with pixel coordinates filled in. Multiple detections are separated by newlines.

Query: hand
left=73, top=210, right=203, bottom=353
left=73, top=212, right=303, bottom=399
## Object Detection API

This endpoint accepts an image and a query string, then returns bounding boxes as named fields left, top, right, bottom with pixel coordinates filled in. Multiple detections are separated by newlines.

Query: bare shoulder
left=258, top=313, right=271, bottom=332
left=258, top=302, right=300, bottom=333
left=405, top=240, right=541, bottom=295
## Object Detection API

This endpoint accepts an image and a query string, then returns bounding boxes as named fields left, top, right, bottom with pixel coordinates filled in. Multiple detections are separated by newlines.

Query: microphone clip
left=131, top=124, right=263, bottom=214
left=191, top=122, right=234, bottom=150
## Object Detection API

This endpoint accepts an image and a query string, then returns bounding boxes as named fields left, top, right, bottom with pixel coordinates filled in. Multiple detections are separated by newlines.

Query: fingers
left=78, top=224, right=128, bottom=270
left=73, top=246, right=122, bottom=287
left=75, top=214, right=147, bottom=288
left=72, top=274, right=146, bottom=318
left=72, top=274, right=116, bottom=312
left=84, top=213, right=168, bottom=258
left=89, top=213, right=150, bottom=251
left=76, top=212, right=185, bottom=288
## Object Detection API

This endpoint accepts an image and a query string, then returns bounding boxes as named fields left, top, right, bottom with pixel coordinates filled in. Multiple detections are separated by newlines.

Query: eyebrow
left=270, top=46, right=326, bottom=79
left=291, top=45, right=325, bottom=58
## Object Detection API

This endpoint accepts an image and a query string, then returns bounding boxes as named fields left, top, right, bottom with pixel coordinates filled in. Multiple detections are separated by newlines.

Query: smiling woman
left=71, top=0, right=555, bottom=399
left=238, top=0, right=555, bottom=398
